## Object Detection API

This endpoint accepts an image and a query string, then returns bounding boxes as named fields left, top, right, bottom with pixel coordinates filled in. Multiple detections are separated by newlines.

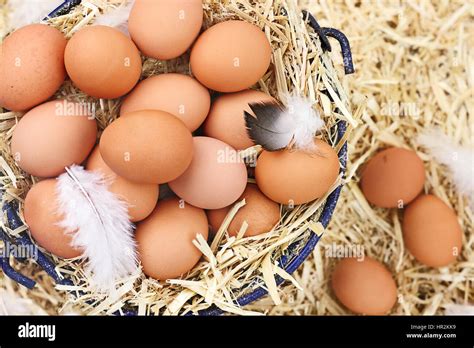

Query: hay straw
left=246, top=0, right=473, bottom=315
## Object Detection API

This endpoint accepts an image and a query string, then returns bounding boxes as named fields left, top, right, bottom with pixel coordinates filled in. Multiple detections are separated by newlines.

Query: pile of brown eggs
left=1, top=1, right=340, bottom=281
left=331, top=147, right=463, bottom=315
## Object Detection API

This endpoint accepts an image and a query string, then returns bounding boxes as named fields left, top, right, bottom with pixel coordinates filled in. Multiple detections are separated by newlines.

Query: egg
left=255, top=140, right=339, bottom=205
left=120, top=74, right=210, bottom=132
left=207, top=184, right=280, bottom=237
left=169, top=137, right=247, bottom=209
left=64, top=25, right=142, bottom=99
left=331, top=257, right=398, bottom=315
left=361, top=147, right=425, bottom=208
left=403, top=194, right=462, bottom=267
left=0, top=24, right=67, bottom=111
left=86, top=146, right=158, bottom=222
left=99, top=110, right=193, bottom=184
left=11, top=100, right=97, bottom=177
left=135, top=197, right=208, bottom=280
left=128, top=0, right=203, bottom=60
left=190, top=20, right=272, bottom=92
left=24, top=179, right=81, bottom=259
left=203, top=89, right=276, bottom=150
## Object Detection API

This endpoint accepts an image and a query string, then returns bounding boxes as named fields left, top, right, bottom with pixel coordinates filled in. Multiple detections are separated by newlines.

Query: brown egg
left=403, top=194, right=463, bottom=267
left=207, top=184, right=280, bottom=237
left=0, top=24, right=67, bottom=111
left=361, top=147, right=425, bottom=208
left=203, top=89, right=276, bottom=150
left=99, top=110, right=193, bottom=184
left=190, top=20, right=272, bottom=92
left=86, top=146, right=158, bottom=222
left=11, top=100, right=97, bottom=177
left=206, top=209, right=226, bottom=235
left=331, top=257, right=398, bottom=315
left=120, top=74, right=210, bottom=132
left=135, top=197, right=208, bottom=280
left=64, top=25, right=142, bottom=99
left=129, top=0, right=203, bottom=60
left=255, top=140, right=340, bottom=205
left=169, top=137, right=248, bottom=209
left=24, top=179, right=81, bottom=259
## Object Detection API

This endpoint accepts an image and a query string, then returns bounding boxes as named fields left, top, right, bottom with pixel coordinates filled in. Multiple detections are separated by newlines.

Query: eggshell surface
left=403, top=194, right=462, bottom=267
left=169, top=137, right=247, bottom=209
left=0, top=24, right=67, bottom=111
left=361, top=147, right=425, bottom=208
left=64, top=25, right=142, bottom=99
left=11, top=100, right=97, bottom=177
left=135, top=198, right=208, bottom=280
left=207, top=184, right=280, bottom=237
left=203, top=89, right=276, bottom=150
left=99, top=110, right=193, bottom=184
left=255, top=140, right=340, bottom=205
left=128, top=0, right=203, bottom=60
left=24, top=179, right=81, bottom=259
left=86, top=146, right=158, bottom=222
left=331, top=257, right=397, bottom=315
left=190, top=20, right=272, bottom=92
left=120, top=74, right=210, bottom=131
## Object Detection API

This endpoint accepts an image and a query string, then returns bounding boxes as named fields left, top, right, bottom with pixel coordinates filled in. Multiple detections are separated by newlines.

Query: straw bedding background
left=247, top=0, right=473, bottom=315
left=0, top=0, right=473, bottom=315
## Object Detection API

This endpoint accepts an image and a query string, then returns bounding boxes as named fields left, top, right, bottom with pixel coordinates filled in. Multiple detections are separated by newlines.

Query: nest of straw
left=0, top=0, right=356, bottom=315
left=246, top=0, right=473, bottom=315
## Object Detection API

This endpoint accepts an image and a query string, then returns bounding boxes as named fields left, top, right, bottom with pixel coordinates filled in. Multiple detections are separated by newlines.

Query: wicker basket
left=0, top=0, right=356, bottom=315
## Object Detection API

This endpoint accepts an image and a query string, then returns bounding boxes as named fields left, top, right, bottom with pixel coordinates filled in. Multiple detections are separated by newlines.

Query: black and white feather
left=55, top=165, right=138, bottom=292
left=245, top=95, right=324, bottom=152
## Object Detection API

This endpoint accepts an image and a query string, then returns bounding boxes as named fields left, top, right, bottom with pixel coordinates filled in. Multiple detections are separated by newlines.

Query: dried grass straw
left=0, top=0, right=356, bottom=315
left=246, top=0, right=473, bottom=315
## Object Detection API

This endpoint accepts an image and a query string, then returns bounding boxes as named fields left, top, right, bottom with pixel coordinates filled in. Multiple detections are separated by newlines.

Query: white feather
left=0, top=290, right=46, bottom=315
left=93, top=0, right=135, bottom=36
left=445, top=304, right=474, bottom=315
left=55, top=165, right=137, bottom=292
left=6, top=0, right=64, bottom=32
left=283, top=95, right=325, bottom=151
left=418, top=128, right=474, bottom=208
